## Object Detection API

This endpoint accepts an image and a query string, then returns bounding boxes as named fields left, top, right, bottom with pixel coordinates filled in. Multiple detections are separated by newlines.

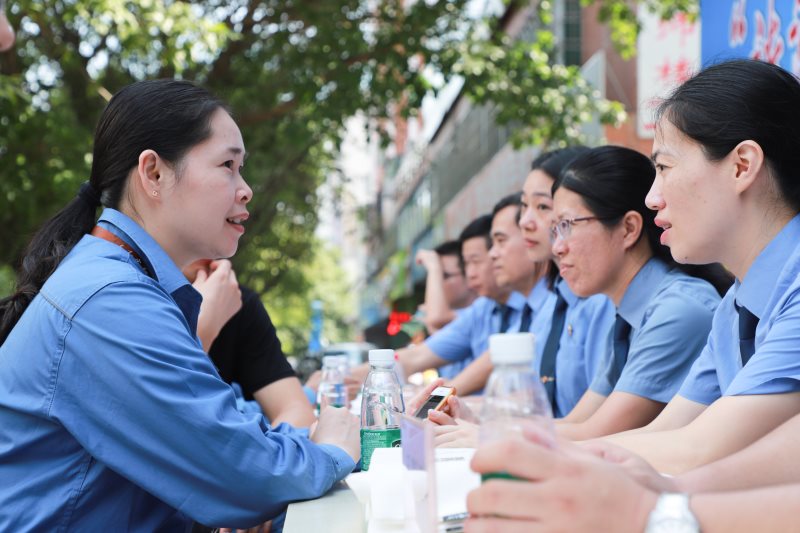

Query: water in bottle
left=480, top=332, right=554, bottom=481
left=317, top=355, right=348, bottom=414
left=360, top=349, right=405, bottom=471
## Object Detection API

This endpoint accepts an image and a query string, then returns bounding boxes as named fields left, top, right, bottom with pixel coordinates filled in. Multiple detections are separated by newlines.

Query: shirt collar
left=736, top=214, right=800, bottom=319
left=97, top=208, right=194, bottom=296
left=555, top=276, right=578, bottom=307
left=618, top=257, right=670, bottom=328
left=525, top=276, right=550, bottom=311
left=503, top=290, right=528, bottom=311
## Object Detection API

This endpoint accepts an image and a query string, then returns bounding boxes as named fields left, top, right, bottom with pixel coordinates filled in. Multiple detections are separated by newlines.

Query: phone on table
left=414, top=386, right=456, bottom=419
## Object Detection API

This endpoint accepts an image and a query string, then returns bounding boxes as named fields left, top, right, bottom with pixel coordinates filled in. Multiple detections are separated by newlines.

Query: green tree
left=0, top=0, right=696, bottom=307
left=263, top=241, right=357, bottom=356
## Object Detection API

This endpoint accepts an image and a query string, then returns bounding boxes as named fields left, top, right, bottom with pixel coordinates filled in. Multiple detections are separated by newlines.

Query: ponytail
left=0, top=191, right=99, bottom=344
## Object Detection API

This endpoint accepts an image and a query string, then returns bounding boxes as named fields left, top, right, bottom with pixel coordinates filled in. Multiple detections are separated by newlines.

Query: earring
left=152, top=190, right=159, bottom=197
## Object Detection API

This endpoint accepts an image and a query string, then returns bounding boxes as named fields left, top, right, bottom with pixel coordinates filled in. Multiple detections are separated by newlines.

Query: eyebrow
left=227, top=147, right=249, bottom=160
left=531, top=192, right=552, bottom=199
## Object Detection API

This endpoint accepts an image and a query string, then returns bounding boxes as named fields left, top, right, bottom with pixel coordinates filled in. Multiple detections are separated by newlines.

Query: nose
left=519, top=206, right=535, bottom=230
left=645, top=176, right=664, bottom=212
left=238, top=176, right=253, bottom=204
left=551, top=233, right=567, bottom=257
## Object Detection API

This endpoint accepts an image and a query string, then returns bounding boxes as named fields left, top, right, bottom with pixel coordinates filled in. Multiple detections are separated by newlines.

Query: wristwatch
left=644, top=493, right=700, bottom=533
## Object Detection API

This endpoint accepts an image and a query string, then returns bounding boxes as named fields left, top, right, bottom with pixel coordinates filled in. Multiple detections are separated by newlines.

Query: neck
left=723, top=206, right=794, bottom=281
left=606, top=245, right=652, bottom=307
left=513, top=262, right=545, bottom=297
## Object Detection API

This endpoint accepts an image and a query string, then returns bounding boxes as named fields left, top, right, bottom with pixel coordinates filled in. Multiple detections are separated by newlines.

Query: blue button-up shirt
left=0, top=209, right=354, bottom=531
left=426, top=292, right=527, bottom=378
left=518, top=277, right=558, bottom=363
left=548, top=280, right=615, bottom=418
left=591, top=258, right=720, bottom=403
left=679, top=215, right=800, bottom=404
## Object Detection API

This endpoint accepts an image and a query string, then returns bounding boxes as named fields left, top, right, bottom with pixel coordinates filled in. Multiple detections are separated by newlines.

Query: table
left=284, top=481, right=365, bottom=533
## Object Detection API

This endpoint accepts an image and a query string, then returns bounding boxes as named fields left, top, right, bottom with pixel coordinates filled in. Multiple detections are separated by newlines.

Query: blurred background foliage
left=0, top=0, right=694, bottom=352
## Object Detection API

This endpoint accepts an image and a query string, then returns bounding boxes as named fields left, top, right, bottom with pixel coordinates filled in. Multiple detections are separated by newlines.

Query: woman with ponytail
left=0, top=79, right=359, bottom=531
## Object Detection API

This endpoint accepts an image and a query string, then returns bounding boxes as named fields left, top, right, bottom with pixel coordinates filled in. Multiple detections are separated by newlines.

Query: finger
left=432, top=425, right=466, bottom=445
left=428, top=409, right=456, bottom=426
left=194, top=268, right=208, bottom=284
left=520, top=422, right=558, bottom=450
left=408, top=378, right=444, bottom=414
left=212, top=259, right=232, bottom=277
left=470, top=438, right=559, bottom=480
left=466, top=480, right=554, bottom=521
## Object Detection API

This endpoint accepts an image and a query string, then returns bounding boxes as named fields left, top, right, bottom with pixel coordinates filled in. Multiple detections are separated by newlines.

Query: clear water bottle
left=316, top=355, right=348, bottom=414
left=480, top=333, right=554, bottom=481
left=360, top=349, right=405, bottom=471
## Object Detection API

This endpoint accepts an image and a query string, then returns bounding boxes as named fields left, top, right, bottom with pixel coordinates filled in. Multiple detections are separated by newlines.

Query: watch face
left=646, top=494, right=699, bottom=533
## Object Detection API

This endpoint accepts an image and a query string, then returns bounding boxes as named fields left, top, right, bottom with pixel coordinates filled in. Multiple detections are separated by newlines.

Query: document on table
left=435, top=448, right=480, bottom=529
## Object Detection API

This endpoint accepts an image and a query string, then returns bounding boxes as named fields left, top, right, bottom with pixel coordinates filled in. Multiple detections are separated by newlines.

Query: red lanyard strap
left=90, top=225, right=150, bottom=276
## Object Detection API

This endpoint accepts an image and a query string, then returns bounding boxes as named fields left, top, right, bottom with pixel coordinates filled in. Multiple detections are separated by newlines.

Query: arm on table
left=559, top=389, right=605, bottom=423
left=254, top=376, right=315, bottom=428
left=609, top=395, right=707, bottom=438
left=450, top=350, right=492, bottom=396
left=465, top=426, right=800, bottom=533
left=606, top=392, right=800, bottom=475
left=557, top=391, right=664, bottom=441
left=675, top=410, right=800, bottom=493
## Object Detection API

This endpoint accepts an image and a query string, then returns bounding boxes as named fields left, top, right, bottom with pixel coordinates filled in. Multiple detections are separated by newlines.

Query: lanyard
left=90, top=225, right=151, bottom=277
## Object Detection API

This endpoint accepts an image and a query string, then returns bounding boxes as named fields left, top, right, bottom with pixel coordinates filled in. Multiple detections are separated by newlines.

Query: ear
left=620, top=210, right=644, bottom=251
left=134, top=149, right=166, bottom=199
left=731, top=140, right=765, bottom=195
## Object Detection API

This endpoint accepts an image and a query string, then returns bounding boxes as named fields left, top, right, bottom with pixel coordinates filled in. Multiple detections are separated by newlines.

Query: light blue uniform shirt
left=426, top=292, right=526, bottom=378
left=519, top=277, right=558, bottom=364
left=679, top=215, right=800, bottom=404
left=0, top=209, right=354, bottom=531
left=591, top=258, right=720, bottom=403
left=547, top=279, right=615, bottom=418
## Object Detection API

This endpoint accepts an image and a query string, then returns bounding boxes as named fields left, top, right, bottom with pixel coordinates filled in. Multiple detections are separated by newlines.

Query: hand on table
left=580, top=439, right=678, bottom=493
left=465, top=425, right=657, bottom=533
left=433, top=420, right=479, bottom=448
left=311, top=406, right=361, bottom=463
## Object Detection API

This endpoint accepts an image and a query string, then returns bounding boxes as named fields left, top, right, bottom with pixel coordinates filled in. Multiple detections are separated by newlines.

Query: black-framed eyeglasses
left=550, top=216, right=604, bottom=242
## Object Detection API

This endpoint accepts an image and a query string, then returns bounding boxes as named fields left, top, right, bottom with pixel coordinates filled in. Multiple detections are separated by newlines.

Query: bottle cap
left=322, top=355, right=340, bottom=367
left=489, top=333, right=535, bottom=365
left=368, top=349, right=395, bottom=364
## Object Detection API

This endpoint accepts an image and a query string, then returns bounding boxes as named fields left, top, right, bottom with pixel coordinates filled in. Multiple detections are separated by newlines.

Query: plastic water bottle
left=360, top=349, right=405, bottom=471
left=316, top=355, right=347, bottom=414
left=480, top=333, right=554, bottom=481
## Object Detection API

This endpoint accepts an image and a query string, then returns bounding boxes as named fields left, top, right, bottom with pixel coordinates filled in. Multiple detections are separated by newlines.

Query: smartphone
left=414, top=386, right=456, bottom=419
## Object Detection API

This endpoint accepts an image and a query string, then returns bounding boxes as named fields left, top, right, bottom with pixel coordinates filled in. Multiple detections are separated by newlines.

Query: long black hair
left=0, top=79, right=229, bottom=344
left=554, top=145, right=732, bottom=296
left=528, top=146, right=589, bottom=288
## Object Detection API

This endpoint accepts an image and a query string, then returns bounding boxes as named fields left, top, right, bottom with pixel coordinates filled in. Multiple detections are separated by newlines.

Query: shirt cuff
left=315, top=443, right=357, bottom=481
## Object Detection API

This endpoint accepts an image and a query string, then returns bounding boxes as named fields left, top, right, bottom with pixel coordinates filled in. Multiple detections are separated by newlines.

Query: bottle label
left=360, top=428, right=401, bottom=471
left=481, top=471, right=522, bottom=482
